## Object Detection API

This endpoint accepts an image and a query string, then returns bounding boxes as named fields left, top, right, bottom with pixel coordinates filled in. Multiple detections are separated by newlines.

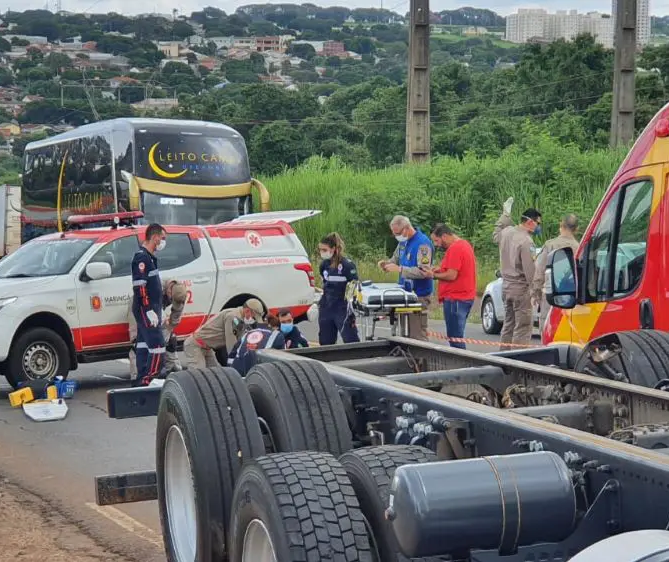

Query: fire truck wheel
left=229, top=451, right=374, bottom=562
left=339, top=445, right=443, bottom=562
left=156, top=367, right=265, bottom=562
left=5, top=327, right=70, bottom=388
left=246, top=359, right=352, bottom=456
left=574, top=330, right=669, bottom=388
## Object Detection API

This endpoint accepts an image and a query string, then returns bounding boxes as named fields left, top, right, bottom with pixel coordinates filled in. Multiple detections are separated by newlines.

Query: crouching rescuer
left=183, top=298, right=265, bottom=369
left=128, top=279, right=187, bottom=380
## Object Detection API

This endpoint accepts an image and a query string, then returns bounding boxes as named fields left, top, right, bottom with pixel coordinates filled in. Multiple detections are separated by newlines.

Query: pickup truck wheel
left=5, top=327, right=69, bottom=388
left=481, top=297, right=502, bottom=335
left=574, top=330, right=669, bottom=388
left=245, top=359, right=352, bottom=456
left=339, top=445, right=443, bottom=562
left=229, top=451, right=374, bottom=562
left=156, top=367, right=265, bottom=562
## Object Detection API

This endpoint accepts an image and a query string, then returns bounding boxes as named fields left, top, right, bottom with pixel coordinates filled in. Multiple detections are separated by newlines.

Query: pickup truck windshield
left=0, top=238, right=94, bottom=278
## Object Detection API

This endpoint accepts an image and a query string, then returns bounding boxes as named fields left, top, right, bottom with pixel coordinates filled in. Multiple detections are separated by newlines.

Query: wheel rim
left=482, top=300, right=495, bottom=331
left=164, top=425, right=197, bottom=562
left=22, top=341, right=59, bottom=380
left=242, top=519, right=277, bottom=562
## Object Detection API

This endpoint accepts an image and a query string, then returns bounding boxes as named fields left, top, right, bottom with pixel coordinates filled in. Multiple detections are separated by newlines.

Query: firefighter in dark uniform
left=229, top=314, right=286, bottom=375
left=317, top=232, right=360, bottom=345
left=131, top=223, right=167, bottom=386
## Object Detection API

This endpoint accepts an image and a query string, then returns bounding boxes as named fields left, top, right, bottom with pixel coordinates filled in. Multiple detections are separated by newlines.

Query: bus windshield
left=141, top=193, right=247, bottom=225
left=134, top=131, right=251, bottom=186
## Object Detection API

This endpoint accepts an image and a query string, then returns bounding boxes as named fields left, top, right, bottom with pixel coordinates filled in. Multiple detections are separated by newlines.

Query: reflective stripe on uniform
left=326, top=275, right=348, bottom=282
left=133, top=280, right=147, bottom=286
left=266, top=331, right=279, bottom=348
left=136, top=342, right=148, bottom=349
left=149, top=347, right=166, bottom=354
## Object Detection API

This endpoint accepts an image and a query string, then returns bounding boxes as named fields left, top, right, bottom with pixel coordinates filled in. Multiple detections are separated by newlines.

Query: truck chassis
left=97, top=337, right=669, bottom=562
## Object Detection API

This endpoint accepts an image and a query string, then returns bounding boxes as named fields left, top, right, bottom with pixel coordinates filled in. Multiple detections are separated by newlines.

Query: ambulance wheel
left=574, top=330, right=669, bottom=388
left=246, top=359, right=352, bottom=456
left=229, top=452, right=373, bottom=562
left=156, top=366, right=265, bottom=562
left=5, top=327, right=70, bottom=389
left=481, top=297, right=502, bottom=335
left=339, top=445, right=441, bottom=562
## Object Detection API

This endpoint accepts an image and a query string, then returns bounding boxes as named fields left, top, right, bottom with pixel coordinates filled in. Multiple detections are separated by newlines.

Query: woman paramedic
left=317, top=232, right=361, bottom=345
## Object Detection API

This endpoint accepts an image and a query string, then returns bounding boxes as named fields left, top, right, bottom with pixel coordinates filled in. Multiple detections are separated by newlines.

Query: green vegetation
left=264, top=132, right=627, bottom=291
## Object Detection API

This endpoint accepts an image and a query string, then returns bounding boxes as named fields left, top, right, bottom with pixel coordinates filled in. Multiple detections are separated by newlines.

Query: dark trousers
left=318, top=305, right=360, bottom=345
left=442, top=299, right=474, bottom=349
left=133, top=312, right=165, bottom=386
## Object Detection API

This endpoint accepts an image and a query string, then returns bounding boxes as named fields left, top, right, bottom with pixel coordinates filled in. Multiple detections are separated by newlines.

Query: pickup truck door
left=159, top=230, right=217, bottom=337
left=74, top=234, right=140, bottom=349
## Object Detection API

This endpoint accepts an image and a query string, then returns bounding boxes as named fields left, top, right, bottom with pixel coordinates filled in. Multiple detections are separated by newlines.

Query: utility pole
left=405, top=0, right=430, bottom=162
left=610, top=0, right=636, bottom=147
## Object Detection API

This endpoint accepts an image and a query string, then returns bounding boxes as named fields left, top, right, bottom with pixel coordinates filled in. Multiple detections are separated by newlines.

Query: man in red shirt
left=424, top=223, right=477, bottom=349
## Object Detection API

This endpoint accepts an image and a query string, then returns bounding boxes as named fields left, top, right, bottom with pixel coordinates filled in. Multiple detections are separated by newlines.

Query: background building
left=612, top=0, right=650, bottom=46
left=506, top=8, right=613, bottom=47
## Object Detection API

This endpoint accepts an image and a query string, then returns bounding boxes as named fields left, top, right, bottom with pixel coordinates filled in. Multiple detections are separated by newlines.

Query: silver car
left=480, top=271, right=540, bottom=335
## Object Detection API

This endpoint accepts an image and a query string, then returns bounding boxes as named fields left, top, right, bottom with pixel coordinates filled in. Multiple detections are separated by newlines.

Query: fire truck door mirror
left=85, top=262, right=112, bottom=281
left=546, top=247, right=577, bottom=309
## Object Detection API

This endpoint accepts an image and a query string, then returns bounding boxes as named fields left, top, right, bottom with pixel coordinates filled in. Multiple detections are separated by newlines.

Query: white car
left=480, top=271, right=541, bottom=335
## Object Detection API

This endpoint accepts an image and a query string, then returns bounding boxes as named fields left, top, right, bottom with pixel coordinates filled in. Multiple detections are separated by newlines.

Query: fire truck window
left=585, top=190, right=620, bottom=302
left=612, top=180, right=652, bottom=297
left=158, top=234, right=198, bottom=271
left=89, top=236, right=140, bottom=278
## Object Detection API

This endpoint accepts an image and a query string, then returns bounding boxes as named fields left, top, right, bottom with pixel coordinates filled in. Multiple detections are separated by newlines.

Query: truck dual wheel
left=5, top=327, right=70, bottom=388
left=156, top=367, right=265, bottom=562
left=575, top=330, right=669, bottom=388
left=339, top=445, right=445, bottom=562
left=229, top=451, right=374, bottom=562
left=245, top=360, right=353, bottom=456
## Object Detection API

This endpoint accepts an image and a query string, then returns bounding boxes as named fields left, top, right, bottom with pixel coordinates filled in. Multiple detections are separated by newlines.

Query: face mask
left=156, top=239, right=166, bottom=252
left=533, top=225, right=542, bottom=237
left=280, top=322, right=293, bottom=334
left=243, top=317, right=256, bottom=325
left=320, top=251, right=333, bottom=260
left=395, top=234, right=408, bottom=243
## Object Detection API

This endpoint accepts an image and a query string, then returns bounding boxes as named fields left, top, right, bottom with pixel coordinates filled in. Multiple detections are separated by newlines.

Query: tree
left=287, top=43, right=316, bottom=61
left=45, top=52, right=72, bottom=72
left=0, top=37, right=10, bottom=52
left=249, top=120, right=310, bottom=175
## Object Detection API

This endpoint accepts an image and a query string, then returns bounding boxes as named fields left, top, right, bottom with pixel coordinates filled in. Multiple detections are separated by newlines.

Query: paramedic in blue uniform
left=317, top=232, right=360, bottom=345
left=378, top=215, right=434, bottom=340
left=131, top=223, right=167, bottom=386
left=229, top=314, right=286, bottom=375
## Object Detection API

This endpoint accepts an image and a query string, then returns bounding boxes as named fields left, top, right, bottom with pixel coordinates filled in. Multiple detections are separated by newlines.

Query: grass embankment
left=262, top=134, right=626, bottom=319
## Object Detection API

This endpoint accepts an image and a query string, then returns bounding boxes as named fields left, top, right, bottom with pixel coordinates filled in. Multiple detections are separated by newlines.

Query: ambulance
left=0, top=210, right=317, bottom=389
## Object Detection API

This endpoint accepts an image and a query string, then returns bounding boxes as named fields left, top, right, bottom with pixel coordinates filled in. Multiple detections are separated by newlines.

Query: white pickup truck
left=0, top=211, right=318, bottom=389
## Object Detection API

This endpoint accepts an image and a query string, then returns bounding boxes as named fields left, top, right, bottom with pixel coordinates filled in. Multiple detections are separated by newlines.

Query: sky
left=6, top=0, right=669, bottom=22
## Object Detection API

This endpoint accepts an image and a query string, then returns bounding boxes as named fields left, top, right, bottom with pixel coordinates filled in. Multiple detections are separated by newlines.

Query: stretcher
left=348, top=281, right=423, bottom=340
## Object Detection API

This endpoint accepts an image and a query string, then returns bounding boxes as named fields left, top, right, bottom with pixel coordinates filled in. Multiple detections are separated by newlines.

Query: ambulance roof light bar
left=66, top=211, right=144, bottom=230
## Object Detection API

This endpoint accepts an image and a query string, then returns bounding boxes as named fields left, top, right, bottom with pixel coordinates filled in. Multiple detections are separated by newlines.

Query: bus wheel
left=6, top=327, right=69, bottom=389
left=574, top=330, right=669, bottom=389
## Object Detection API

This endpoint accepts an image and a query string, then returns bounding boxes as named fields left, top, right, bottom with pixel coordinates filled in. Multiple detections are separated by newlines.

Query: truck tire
left=5, top=327, right=70, bottom=389
left=156, top=367, right=265, bottom=562
left=481, top=296, right=502, bottom=335
left=229, top=451, right=374, bottom=562
left=574, top=330, right=669, bottom=388
left=246, top=359, right=352, bottom=455
left=339, top=445, right=442, bottom=562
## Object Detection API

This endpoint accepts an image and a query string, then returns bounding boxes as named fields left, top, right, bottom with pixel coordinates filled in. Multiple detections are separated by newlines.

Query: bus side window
left=112, top=128, right=133, bottom=213
left=585, top=179, right=653, bottom=302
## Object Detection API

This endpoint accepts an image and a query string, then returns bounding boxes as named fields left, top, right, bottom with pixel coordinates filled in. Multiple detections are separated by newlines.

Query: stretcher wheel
left=229, top=452, right=373, bottom=562
left=156, top=366, right=264, bottom=562
left=245, top=359, right=352, bottom=456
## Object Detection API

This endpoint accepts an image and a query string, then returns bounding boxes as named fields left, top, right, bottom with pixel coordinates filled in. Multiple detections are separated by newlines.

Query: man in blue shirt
left=278, top=309, right=309, bottom=348
left=378, top=215, right=434, bottom=340
left=131, top=223, right=167, bottom=386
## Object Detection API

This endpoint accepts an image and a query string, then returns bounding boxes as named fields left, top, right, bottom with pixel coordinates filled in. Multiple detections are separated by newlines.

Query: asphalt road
left=0, top=318, right=507, bottom=561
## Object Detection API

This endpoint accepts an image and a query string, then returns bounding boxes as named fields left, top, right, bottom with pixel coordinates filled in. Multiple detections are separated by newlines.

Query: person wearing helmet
left=183, top=298, right=265, bottom=369
left=128, top=279, right=188, bottom=381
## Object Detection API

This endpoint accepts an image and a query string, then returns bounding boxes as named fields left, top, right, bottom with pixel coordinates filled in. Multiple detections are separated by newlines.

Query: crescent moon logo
left=148, top=142, right=187, bottom=179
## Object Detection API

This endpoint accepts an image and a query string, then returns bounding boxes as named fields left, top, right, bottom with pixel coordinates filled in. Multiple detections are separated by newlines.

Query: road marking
left=85, top=502, right=163, bottom=548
